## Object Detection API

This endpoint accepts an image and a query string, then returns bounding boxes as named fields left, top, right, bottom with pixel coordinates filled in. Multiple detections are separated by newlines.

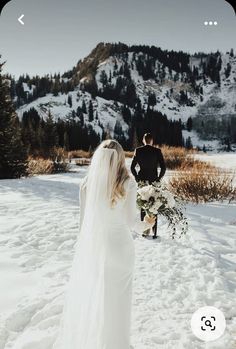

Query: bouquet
left=137, top=180, right=188, bottom=238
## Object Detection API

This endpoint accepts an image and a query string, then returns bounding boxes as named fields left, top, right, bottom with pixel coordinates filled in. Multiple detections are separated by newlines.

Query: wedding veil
left=53, top=146, right=119, bottom=349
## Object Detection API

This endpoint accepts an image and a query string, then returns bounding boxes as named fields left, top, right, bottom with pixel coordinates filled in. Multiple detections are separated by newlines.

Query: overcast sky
left=0, top=0, right=235, bottom=77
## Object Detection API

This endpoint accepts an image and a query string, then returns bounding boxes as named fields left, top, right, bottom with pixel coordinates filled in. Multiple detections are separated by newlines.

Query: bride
left=53, top=139, right=155, bottom=349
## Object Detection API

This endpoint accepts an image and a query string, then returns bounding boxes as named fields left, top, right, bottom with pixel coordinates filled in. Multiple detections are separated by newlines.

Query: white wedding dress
left=53, top=148, right=150, bottom=349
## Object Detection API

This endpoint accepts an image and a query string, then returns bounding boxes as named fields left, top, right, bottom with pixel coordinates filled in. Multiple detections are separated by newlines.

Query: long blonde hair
left=95, top=139, right=130, bottom=206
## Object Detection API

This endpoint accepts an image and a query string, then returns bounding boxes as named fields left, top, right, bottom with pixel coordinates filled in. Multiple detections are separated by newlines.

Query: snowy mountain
left=11, top=43, right=236, bottom=149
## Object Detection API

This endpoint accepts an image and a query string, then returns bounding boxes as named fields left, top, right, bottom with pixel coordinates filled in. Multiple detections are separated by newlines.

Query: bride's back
left=80, top=175, right=134, bottom=225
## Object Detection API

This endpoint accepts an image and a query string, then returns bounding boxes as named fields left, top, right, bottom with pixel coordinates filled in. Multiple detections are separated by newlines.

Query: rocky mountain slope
left=10, top=42, right=236, bottom=149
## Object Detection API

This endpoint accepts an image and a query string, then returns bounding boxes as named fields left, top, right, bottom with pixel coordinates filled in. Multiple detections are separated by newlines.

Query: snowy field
left=0, top=155, right=236, bottom=349
left=195, top=153, right=236, bottom=171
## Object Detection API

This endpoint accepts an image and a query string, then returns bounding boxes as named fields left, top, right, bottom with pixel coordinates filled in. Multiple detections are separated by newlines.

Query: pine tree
left=52, top=79, right=60, bottom=96
left=225, top=63, right=231, bottom=79
left=132, top=127, right=139, bottom=150
left=81, top=100, right=87, bottom=113
left=38, top=119, right=46, bottom=153
left=125, top=83, right=137, bottom=108
left=68, top=94, right=72, bottom=108
left=114, top=60, right=118, bottom=71
left=80, top=113, right=84, bottom=127
left=0, top=61, right=27, bottom=179
left=109, top=70, right=112, bottom=83
left=148, top=93, right=157, bottom=107
left=63, top=131, right=69, bottom=151
left=122, top=105, right=132, bottom=125
left=185, top=136, right=193, bottom=149
left=100, top=70, right=108, bottom=87
left=88, top=100, right=94, bottom=122
left=44, top=109, right=58, bottom=157
left=179, top=90, right=188, bottom=105
left=114, top=121, right=123, bottom=139
left=186, top=117, right=193, bottom=131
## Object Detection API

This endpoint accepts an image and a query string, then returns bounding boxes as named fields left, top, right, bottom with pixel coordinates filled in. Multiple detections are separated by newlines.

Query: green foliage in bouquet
left=137, top=181, right=188, bottom=239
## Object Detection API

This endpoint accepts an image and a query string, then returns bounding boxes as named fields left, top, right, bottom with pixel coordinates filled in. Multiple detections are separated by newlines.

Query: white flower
left=138, top=183, right=175, bottom=211
left=167, top=196, right=176, bottom=208
left=137, top=185, right=153, bottom=201
left=137, top=188, right=146, bottom=201
left=137, top=181, right=188, bottom=238
left=149, top=199, right=163, bottom=214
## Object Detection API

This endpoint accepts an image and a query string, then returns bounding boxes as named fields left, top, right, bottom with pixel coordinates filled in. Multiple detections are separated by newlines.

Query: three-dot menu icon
left=204, top=21, right=218, bottom=26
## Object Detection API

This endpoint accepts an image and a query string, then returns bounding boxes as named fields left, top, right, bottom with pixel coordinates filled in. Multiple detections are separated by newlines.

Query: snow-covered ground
left=195, top=153, right=236, bottom=171
left=0, top=157, right=236, bottom=349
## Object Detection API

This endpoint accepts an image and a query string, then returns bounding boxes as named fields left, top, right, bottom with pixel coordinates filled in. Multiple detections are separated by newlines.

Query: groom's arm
left=130, top=150, right=139, bottom=181
left=157, top=149, right=166, bottom=180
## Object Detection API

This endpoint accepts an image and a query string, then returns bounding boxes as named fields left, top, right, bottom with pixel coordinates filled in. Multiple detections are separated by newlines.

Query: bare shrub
left=50, top=147, right=68, bottom=162
left=169, top=167, right=236, bottom=203
left=75, top=159, right=91, bottom=166
left=160, top=146, right=196, bottom=169
left=69, top=150, right=92, bottom=159
left=53, top=161, right=70, bottom=173
left=180, top=160, right=216, bottom=172
left=124, top=151, right=134, bottom=158
left=27, top=158, right=54, bottom=175
left=27, top=156, right=70, bottom=175
left=50, top=147, right=70, bottom=173
left=159, top=145, right=217, bottom=170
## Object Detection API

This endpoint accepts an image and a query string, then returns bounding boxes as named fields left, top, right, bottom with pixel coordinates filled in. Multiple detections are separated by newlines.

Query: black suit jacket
left=130, top=145, right=166, bottom=183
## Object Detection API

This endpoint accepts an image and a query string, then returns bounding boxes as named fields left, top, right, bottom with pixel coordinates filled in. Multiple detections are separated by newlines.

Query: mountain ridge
left=6, top=42, right=236, bottom=150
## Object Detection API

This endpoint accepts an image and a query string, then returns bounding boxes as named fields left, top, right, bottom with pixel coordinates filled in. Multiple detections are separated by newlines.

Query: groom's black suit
left=130, top=145, right=166, bottom=236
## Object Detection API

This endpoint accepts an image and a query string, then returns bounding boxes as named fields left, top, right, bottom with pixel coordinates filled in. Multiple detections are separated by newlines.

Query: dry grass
left=179, top=159, right=216, bottom=172
left=169, top=165, right=236, bottom=203
left=51, top=147, right=68, bottom=162
left=124, top=151, right=134, bottom=158
left=159, top=145, right=218, bottom=171
left=160, top=145, right=196, bottom=170
left=27, top=157, right=70, bottom=175
left=27, top=158, right=55, bottom=175
left=69, top=150, right=92, bottom=159
left=70, top=150, right=134, bottom=159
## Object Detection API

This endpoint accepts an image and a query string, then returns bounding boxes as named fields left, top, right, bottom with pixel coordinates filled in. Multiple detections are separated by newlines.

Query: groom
left=131, top=133, right=166, bottom=239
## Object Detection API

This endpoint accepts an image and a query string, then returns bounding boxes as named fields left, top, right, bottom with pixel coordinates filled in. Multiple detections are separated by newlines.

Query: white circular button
left=191, top=306, right=226, bottom=342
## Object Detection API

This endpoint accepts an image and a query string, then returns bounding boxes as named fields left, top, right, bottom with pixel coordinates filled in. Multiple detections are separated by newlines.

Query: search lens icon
left=205, top=320, right=212, bottom=327
left=191, top=306, right=226, bottom=342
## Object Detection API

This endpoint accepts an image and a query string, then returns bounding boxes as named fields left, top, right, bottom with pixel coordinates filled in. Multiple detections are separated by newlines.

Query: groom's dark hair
left=143, top=133, right=153, bottom=144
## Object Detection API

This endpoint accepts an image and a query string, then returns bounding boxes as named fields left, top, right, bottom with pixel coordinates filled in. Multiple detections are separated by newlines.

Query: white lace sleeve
left=124, top=177, right=153, bottom=233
